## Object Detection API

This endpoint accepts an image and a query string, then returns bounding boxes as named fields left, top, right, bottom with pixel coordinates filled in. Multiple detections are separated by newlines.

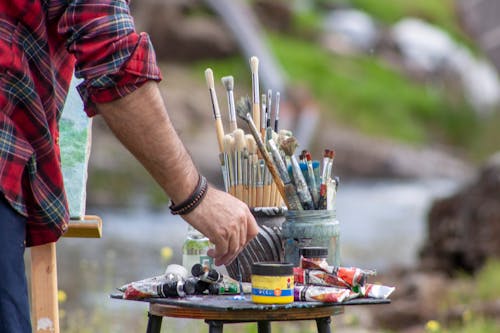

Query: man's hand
left=183, top=187, right=258, bottom=266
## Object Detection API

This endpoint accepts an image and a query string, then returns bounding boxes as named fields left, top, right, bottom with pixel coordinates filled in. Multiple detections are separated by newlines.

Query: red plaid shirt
left=0, top=1, right=161, bottom=246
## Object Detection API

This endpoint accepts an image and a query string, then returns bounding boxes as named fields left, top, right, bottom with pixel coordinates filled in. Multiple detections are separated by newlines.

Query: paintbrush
left=223, top=134, right=236, bottom=196
left=274, top=92, right=280, bottom=132
left=221, top=76, right=238, bottom=132
left=305, top=152, right=319, bottom=208
left=317, top=149, right=331, bottom=210
left=250, top=57, right=261, bottom=140
left=236, top=96, right=292, bottom=209
left=242, top=147, right=249, bottom=204
left=246, top=134, right=257, bottom=207
left=280, top=137, right=315, bottom=210
left=205, top=68, right=225, bottom=153
left=326, top=150, right=336, bottom=210
left=266, top=90, right=272, bottom=129
left=234, top=129, right=246, bottom=201
left=260, top=93, right=267, bottom=140
left=267, top=139, right=303, bottom=210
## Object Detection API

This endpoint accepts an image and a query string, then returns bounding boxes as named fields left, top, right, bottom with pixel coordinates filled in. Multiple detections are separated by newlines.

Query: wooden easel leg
left=30, top=242, right=60, bottom=333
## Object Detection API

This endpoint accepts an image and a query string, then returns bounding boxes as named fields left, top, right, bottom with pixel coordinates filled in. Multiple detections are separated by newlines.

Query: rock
left=391, top=18, right=500, bottom=114
left=253, top=0, right=292, bottom=33
left=420, top=152, right=500, bottom=275
left=322, top=9, right=379, bottom=54
left=131, top=1, right=238, bottom=61
left=317, top=123, right=473, bottom=179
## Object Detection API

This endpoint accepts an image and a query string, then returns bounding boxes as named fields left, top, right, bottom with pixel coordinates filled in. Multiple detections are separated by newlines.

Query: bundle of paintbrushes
left=205, top=56, right=338, bottom=210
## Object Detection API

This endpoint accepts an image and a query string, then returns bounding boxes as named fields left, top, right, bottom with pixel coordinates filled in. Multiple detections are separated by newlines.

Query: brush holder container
left=281, top=210, right=340, bottom=268
left=225, top=207, right=285, bottom=282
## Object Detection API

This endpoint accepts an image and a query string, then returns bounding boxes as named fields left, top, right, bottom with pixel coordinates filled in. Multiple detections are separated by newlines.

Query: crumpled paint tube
left=117, top=274, right=165, bottom=293
left=293, top=267, right=350, bottom=288
left=300, top=257, right=376, bottom=287
left=294, top=285, right=353, bottom=303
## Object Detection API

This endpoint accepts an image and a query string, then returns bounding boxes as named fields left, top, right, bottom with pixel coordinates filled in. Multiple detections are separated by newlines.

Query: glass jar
left=281, top=210, right=340, bottom=267
left=182, top=225, right=213, bottom=272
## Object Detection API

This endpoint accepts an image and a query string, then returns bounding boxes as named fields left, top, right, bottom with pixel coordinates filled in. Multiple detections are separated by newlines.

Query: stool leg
left=257, top=321, right=271, bottom=333
left=316, top=317, right=331, bottom=333
left=146, top=313, right=163, bottom=333
left=206, top=320, right=223, bottom=333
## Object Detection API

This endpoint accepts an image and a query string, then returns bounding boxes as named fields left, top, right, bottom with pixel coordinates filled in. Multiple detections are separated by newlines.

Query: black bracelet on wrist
left=169, top=175, right=208, bottom=215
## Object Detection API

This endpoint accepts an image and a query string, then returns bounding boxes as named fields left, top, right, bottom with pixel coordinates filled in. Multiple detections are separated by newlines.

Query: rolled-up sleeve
left=57, top=0, right=162, bottom=116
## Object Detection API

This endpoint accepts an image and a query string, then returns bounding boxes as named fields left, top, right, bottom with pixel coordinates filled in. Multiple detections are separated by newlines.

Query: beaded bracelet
left=169, top=175, right=208, bottom=215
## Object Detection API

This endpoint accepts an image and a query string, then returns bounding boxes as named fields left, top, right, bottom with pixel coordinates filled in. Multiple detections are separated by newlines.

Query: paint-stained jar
left=282, top=210, right=340, bottom=267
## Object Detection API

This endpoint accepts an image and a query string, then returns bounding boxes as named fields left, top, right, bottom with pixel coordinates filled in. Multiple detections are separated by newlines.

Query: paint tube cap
left=299, top=247, right=328, bottom=258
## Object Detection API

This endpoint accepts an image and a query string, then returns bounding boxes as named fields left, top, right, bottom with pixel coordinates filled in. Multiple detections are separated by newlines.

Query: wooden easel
left=30, top=216, right=102, bottom=333
left=30, top=73, right=98, bottom=333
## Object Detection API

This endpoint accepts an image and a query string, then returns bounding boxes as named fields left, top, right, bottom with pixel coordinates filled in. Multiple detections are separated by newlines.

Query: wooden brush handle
left=215, top=119, right=225, bottom=153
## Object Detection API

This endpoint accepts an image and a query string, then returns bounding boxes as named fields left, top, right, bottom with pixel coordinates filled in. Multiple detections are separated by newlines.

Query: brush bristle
left=250, top=56, right=259, bottom=73
left=245, top=134, right=257, bottom=154
left=280, top=136, right=299, bottom=157
left=205, top=68, right=215, bottom=90
left=221, top=76, right=234, bottom=91
left=223, top=134, right=234, bottom=153
left=236, top=96, right=252, bottom=121
left=234, top=129, right=246, bottom=151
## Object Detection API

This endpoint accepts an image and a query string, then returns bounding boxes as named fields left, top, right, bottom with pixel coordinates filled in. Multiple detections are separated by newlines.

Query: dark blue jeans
left=0, top=196, right=31, bottom=333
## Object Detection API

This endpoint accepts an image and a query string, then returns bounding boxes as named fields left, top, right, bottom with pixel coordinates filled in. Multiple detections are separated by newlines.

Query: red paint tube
left=300, top=257, right=376, bottom=287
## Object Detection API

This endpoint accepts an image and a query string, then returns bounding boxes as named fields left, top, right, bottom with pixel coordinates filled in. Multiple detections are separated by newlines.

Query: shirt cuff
left=78, top=32, right=162, bottom=117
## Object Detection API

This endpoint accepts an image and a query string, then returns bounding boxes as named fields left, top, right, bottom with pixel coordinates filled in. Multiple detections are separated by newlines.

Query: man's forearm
left=96, top=81, right=199, bottom=203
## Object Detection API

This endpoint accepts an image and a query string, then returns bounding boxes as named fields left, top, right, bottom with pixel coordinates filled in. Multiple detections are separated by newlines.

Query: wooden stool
left=111, top=294, right=390, bottom=333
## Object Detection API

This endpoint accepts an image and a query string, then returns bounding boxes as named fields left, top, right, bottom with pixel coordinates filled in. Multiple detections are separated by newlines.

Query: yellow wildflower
left=160, top=246, right=173, bottom=261
left=57, top=290, right=67, bottom=303
left=425, top=320, right=441, bottom=333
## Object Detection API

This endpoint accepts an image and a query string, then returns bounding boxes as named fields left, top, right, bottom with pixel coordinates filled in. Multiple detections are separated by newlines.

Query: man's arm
left=96, top=81, right=258, bottom=266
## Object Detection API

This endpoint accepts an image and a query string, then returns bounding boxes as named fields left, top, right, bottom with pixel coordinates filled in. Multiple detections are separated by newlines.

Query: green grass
left=268, top=33, right=477, bottom=145
left=325, top=0, right=475, bottom=50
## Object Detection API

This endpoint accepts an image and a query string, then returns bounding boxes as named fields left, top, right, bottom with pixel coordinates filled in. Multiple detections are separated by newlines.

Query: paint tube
left=294, top=285, right=353, bottom=303
left=123, top=278, right=196, bottom=300
left=208, top=280, right=252, bottom=295
left=360, top=284, right=395, bottom=299
left=300, top=257, right=375, bottom=287
left=118, top=264, right=188, bottom=292
left=191, top=263, right=223, bottom=284
left=117, top=274, right=165, bottom=293
left=293, top=267, right=350, bottom=288
left=333, top=266, right=376, bottom=287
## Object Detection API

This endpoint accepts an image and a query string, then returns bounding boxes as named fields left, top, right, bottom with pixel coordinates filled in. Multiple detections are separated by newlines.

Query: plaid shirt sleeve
left=56, top=0, right=162, bottom=116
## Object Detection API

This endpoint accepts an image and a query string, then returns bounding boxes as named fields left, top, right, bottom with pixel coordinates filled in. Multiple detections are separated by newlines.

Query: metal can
left=251, top=262, right=294, bottom=304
